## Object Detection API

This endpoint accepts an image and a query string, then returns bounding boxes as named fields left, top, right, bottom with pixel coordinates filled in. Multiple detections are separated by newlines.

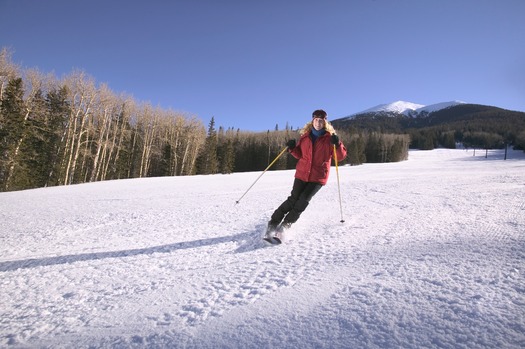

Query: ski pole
left=235, top=146, right=289, bottom=204
left=333, top=144, right=345, bottom=223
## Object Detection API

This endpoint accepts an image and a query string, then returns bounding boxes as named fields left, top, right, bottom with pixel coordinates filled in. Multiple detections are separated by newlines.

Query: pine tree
left=347, top=137, right=362, bottom=165
left=20, top=88, right=48, bottom=189
left=516, top=131, right=525, bottom=151
left=365, top=133, right=380, bottom=163
left=0, top=78, right=25, bottom=190
left=440, top=131, right=456, bottom=149
left=197, top=117, right=219, bottom=174
left=219, top=139, right=235, bottom=174
left=158, top=142, right=172, bottom=176
left=44, top=85, right=70, bottom=186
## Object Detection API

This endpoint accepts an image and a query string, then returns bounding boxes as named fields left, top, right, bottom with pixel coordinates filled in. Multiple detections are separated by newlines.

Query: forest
left=0, top=48, right=206, bottom=192
left=6, top=46, right=521, bottom=192
left=197, top=119, right=409, bottom=176
left=0, top=48, right=411, bottom=192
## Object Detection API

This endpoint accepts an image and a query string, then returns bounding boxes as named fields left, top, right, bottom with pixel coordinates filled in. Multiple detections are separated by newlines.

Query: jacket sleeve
left=289, top=138, right=303, bottom=160
left=334, top=141, right=348, bottom=162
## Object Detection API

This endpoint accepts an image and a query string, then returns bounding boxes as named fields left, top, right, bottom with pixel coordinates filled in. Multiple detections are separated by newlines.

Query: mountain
left=331, top=101, right=525, bottom=134
left=339, top=100, right=466, bottom=119
left=331, top=101, right=525, bottom=151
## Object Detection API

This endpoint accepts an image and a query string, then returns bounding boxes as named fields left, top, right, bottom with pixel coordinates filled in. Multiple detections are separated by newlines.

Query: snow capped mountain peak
left=359, top=101, right=425, bottom=116
left=348, top=100, right=466, bottom=118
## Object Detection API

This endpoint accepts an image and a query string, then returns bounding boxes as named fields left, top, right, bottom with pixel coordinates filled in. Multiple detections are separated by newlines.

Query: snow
left=347, top=100, right=466, bottom=118
left=1, top=149, right=525, bottom=349
left=416, top=101, right=465, bottom=114
left=354, top=101, right=425, bottom=116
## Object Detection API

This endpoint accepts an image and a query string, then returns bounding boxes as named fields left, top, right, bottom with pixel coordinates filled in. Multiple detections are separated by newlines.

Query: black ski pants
left=270, top=178, right=322, bottom=226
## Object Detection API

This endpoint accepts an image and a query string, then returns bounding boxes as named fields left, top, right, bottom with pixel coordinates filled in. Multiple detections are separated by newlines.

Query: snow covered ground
left=1, top=149, right=524, bottom=349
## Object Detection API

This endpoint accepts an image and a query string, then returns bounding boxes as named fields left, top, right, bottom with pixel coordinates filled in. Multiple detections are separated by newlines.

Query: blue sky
left=1, top=0, right=524, bottom=131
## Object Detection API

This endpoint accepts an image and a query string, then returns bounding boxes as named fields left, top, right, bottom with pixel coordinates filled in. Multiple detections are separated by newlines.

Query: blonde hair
left=299, top=120, right=336, bottom=136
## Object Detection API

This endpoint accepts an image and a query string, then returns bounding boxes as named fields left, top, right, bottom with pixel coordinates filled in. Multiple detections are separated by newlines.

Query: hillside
left=332, top=103, right=525, bottom=131
left=1, top=149, right=524, bottom=348
left=332, top=103, right=525, bottom=150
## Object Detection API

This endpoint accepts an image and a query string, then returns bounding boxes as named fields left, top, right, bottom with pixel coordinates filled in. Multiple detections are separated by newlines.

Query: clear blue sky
left=1, top=0, right=524, bottom=131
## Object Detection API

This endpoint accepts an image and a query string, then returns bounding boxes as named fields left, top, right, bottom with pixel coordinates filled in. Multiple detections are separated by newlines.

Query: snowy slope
left=347, top=100, right=465, bottom=118
left=1, top=149, right=525, bottom=349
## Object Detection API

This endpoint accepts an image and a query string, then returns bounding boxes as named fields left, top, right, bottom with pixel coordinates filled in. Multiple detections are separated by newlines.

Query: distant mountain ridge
left=340, top=100, right=466, bottom=119
left=332, top=101, right=525, bottom=130
left=330, top=101, right=525, bottom=152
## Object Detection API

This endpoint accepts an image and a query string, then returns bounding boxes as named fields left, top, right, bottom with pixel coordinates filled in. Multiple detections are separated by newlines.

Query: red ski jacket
left=289, top=131, right=347, bottom=185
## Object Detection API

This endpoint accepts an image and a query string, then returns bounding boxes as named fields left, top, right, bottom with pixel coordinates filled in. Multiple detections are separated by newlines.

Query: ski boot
left=264, top=222, right=281, bottom=244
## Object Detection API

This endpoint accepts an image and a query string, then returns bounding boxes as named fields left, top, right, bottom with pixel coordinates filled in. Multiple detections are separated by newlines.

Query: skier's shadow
left=233, top=224, right=269, bottom=253
left=0, top=227, right=266, bottom=272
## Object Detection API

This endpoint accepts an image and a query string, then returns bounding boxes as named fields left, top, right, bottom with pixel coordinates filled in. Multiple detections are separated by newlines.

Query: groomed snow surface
left=1, top=149, right=524, bottom=349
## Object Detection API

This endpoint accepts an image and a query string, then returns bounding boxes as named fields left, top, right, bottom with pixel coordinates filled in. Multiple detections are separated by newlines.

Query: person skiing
left=266, top=109, right=347, bottom=241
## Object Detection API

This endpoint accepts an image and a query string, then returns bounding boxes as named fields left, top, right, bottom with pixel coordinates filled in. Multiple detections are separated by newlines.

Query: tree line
left=1, top=48, right=411, bottom=192
left=0, top=48, right=205, bottom=192
left=195, top=118, right=410, bottom=175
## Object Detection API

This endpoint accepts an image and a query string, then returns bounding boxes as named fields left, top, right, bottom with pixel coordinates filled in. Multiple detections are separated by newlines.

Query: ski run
left=1, top=148, right=524, bottom=348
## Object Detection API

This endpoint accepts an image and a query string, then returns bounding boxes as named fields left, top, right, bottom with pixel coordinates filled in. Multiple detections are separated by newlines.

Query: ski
left=263, top=236, right=281, bottom=245
left=272, top=236, right=282, bottom=244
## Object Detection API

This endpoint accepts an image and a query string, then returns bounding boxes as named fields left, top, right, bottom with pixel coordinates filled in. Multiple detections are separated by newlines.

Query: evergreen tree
left=44, top=85, right=70, bottom=186
left=365, top=133, right=381, bottom=163
left=197, top=117, right=219, bottom=174
left=440, top=131, right=456, bottom=149
left=347, top=134, right=366, bottom=165
left=515, top=131, right=525, bottom=151
left=158, top=142, right=172, bottom=176
left=0, top=78, right=25, bottom=190
left=219, top=139, right=235, bottom=174
left=20, top=88, right=48, bottom=189
left=216, top=125, right=235, bottom=174
left=389, top=139, right=405, bottom=162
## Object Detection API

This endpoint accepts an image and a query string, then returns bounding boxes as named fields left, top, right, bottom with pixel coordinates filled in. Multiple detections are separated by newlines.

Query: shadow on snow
left=0, top=226, right=267, bottom=272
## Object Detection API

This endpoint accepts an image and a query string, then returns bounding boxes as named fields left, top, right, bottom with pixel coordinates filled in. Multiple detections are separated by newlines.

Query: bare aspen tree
left=89, top=83, right=114, bottom=182
left=127, top=108, right=140, bottom=179
left=63, top=71, right=97, bottom=185
left=59, top=79, right=78, bottom=184
left=96, top=103, right=116, bottom=181
left=138, top=103, right=159, bottom=178
left=166, top=115, right=187, bottom=176
left=0, top=48, right=20, bottom=101
left=181, top=118, right=205, bottom=175
left=177, top=117, right=195, bottom=176
left=80, top=99, right=97, bottom=182
left=113, top=97, right=136, bottom=180
left=99, top=94, right=127, bottom=181
left=167, top=112, right=184, bottom=175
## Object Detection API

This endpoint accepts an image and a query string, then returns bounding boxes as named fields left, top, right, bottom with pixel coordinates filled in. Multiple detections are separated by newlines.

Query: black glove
left=286, top=139, right=296, bottom=149
left=330, top=134, right=340, bottom=146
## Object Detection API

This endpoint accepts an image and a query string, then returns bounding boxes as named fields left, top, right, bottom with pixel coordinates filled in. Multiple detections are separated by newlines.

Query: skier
left=266, top=109, right=347, bottom=241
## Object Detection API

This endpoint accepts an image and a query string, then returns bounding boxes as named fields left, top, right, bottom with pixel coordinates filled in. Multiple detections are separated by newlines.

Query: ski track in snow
left=1, top=149, right=524, bottom=348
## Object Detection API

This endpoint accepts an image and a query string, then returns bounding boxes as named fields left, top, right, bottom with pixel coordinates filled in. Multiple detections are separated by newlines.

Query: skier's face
left=313, top=117, right=325, bottom=131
